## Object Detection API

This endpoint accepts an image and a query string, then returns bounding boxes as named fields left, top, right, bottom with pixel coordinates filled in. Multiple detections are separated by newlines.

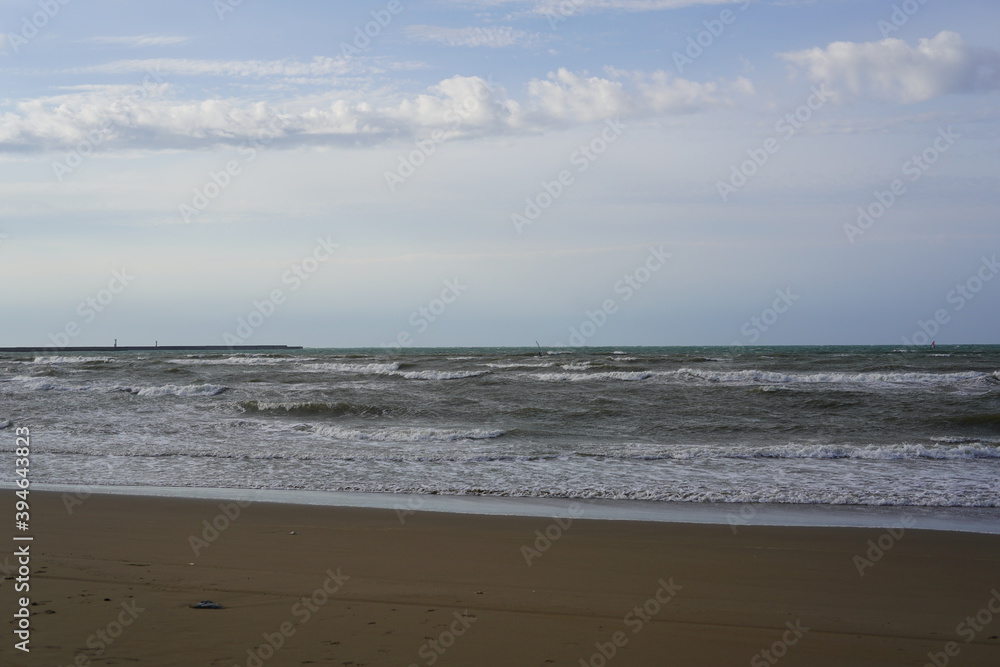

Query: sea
left=2, top=345, right=999, bottom=508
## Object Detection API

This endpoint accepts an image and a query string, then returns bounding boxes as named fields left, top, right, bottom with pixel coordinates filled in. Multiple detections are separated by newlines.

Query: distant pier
left=0, top=345, right=303, bottom=353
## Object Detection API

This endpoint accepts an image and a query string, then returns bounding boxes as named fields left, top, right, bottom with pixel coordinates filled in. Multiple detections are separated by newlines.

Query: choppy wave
left=172, top=356, right=299, bottom=366
left=398, top=370, right=488, bottom=380
left=597, top=442, right=1000, bottom=461
left=485, top=362, right=555, bottom=369
left=7, top=376, right=87, bottom=392
left=303, top=362, right=401, bottom=374
left=238, top=400, right=392, bottom=417
left=931, top=435, right=1000, bottom=445
left=309, top=424, right=505, bottom=442
left=117, top=383, right=228, bottom=397
left=673, top=368, right=993, bottom=387
left=561, top=362, right=593, bottom=371
left=8, top=345, right=1000, bottom=509
left=531, top=371, right=653, bottom=382
left=33, top=356, right=113, bottom=364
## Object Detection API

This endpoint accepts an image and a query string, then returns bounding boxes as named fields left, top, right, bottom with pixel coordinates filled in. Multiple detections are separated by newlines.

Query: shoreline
left=24, top=482, right=1000, bottom=534
left=9, top=490, right=1000, bottom=666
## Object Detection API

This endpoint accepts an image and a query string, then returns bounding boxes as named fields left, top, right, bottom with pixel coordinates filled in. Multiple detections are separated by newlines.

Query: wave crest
left=117, top=384, right=228, bottom=397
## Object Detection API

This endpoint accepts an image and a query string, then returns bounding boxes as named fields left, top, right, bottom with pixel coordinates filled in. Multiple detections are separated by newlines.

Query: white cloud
left=779, top=31, right=1000, bottom=103
left=68, top=56, right=356, bottom=79
left=406, top=25, right=540, bottom=48
left=0, top=68, right=749, bottom=152
left=85, top=35, right=191, bottom=48
left=457, top=0, right=741, bottom=14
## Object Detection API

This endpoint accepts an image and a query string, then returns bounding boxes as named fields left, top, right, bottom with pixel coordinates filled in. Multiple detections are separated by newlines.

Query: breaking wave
left=116, top=384, right=228, bottom=397
left=302, top=362, right=401, bottom=374
left=397, top=370, right=488, bottom=380
left=595, top=442, right=1000, bottom=461
left=309, top=424, right=506, bottom=442
left=530, top=371, right=653, bottom=382
left=673, top=368, right=993, bottom=387
left=238, top=400, right=392, bottom=417
left=33, top=356, right=113, bottom=364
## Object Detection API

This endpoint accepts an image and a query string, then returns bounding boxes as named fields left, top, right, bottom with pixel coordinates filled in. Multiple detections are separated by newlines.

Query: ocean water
left=2, top=345, right=999, bottom=507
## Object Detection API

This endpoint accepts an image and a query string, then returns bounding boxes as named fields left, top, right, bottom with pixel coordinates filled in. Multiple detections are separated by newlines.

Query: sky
left=1, top=0, right=998, bottom=348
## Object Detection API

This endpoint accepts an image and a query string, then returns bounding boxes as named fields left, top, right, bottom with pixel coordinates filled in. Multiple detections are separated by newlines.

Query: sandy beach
left=6, top=491, right=1000, bottom=666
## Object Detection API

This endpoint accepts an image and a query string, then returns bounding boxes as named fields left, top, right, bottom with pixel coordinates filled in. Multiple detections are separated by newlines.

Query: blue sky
left=1, top=0, right=998, bottom=347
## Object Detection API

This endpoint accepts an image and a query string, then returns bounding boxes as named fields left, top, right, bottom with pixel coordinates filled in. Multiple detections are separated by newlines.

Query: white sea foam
left=173, top=356, right=298, bottom=366
left=303, top=362, right=401, bottom=373
left=397, top=370, right=488, bottom=380
left=931, top=436, right=1000, bottom=445
left=485, top=362, right=555, bottom=369
left=531, top=371, right=653, bottom=382
left=673, top=368, right=991, bottom=387
left=33, top=356, right=113, bottom=364
left=11, top=377, right=87, bottom=392
left=598, top=442, right=1000, bottom=461
left=561, top=362, right=592, bottom=371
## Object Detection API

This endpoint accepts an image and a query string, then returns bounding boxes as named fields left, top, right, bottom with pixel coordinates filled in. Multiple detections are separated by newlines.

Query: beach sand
left=7, top=491, right=1000, bottom=666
